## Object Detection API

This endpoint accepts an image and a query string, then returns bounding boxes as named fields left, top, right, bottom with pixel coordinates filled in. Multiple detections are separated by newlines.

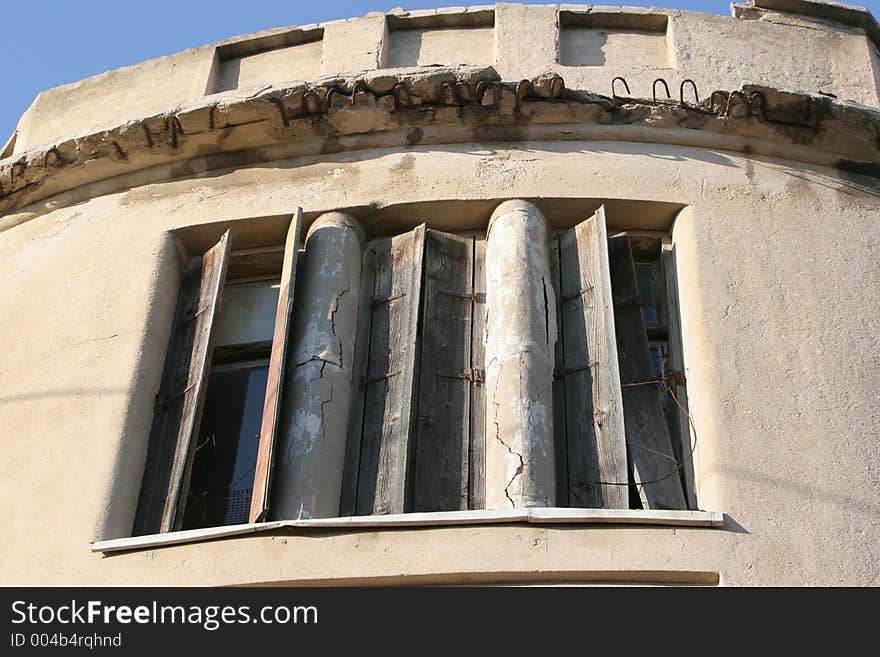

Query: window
left=181, top=278, right=279, bottom=529
left=550, top=212, right=692, bottom=512
left=133, top=214, right=301, bottom=536
left=132, top=202, right=695, bottom=537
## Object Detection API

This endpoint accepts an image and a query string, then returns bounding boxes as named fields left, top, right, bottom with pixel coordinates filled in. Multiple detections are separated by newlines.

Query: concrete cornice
left=735, top=0, right=880, bottom=48
left=2, top=65, right=879, bottom=232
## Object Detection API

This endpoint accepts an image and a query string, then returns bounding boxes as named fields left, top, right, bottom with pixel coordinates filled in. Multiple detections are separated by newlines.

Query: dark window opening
left=182, top=360, right=269, bottom=529
left=630, top=241, right=691, bottom=505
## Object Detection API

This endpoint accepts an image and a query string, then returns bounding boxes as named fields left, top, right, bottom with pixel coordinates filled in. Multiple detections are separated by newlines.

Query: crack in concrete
left=541, top=275, right=550, bottom=348
left=488, top=357, right=516, bottom=508
left=490, top=357, right=530, bottom=508
left=294, top=355, right=343, bottom=370
left=317, top=360, right=335, bottom=448
left=329, top=272, right=352, bottom=367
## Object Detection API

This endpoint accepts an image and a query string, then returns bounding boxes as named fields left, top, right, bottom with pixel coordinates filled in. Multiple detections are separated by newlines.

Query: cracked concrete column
left=271, top=212, right=365, bottom=519
left=484, top=200, right=557, bottom=509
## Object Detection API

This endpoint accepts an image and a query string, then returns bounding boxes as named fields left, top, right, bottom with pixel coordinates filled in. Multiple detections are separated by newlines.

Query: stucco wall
left=0, top=1, right=878, bottom=586
left=0, top=142, right=877, bottom=585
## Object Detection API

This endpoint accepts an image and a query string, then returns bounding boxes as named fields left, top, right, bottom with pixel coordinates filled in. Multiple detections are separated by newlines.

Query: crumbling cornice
left=2, top=65, right=879, bottom=232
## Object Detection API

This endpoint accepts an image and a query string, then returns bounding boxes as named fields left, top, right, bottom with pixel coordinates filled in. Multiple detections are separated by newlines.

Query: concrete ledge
left=91, top=508, right=725, bottom=553
left=246, top=568, right=721, bottom=586
left=2, top=65, right=879, bottom=234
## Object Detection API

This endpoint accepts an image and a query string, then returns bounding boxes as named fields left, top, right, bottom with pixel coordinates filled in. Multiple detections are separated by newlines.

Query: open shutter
left=248, top=209, right=303, bottom=523
left=344, top=225, right=426, bottom=515
left=609, top=235, right=687, bottom=509
left=662, top=244, right=697, bottom=510
left=551, top=207, right=628, bottom=509
left=468, top=238, right=487, bottom=510
left=413, top=230, right=485, bottom=512
left=133, top=230, right=231, bottom=535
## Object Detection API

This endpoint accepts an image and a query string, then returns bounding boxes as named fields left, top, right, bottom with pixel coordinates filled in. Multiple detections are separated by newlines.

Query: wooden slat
left=133, top=230, right=231, bottom=535
left=468, top=238, right=487, bottom=510
left=414, top=230, right=474, bottom=511
left=248, top=209, right=303, bottom=523
left=339, top=244, right=379, bottom=516
left=226, top=245, right=285, bottom=282
left=550, top=236, right=569, bottom=506
left=356, top=225, right=426, bottom=515
left=555, top=208, right=629, bottom=509
left=609, top=235, right=687, bottom=510
left=662, top=244, right=698, bottom=509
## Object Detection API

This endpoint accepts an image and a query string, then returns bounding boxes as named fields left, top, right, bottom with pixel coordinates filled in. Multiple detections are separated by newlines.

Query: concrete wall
left=387, top=27, right=495, bottom=68
left=0, top=142, right=877, bottom=585
left=213, top=39, right=323, bottom=92
left=0, top=1, right=878, bottom=585
left=10, top=2, right=880, bottom=153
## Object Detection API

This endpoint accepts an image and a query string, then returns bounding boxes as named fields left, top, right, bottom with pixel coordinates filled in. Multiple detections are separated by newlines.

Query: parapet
left=5, top=1, right=880, bottom=157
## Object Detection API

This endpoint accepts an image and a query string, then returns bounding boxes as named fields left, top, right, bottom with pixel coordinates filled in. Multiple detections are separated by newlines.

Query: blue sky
left=2, top=0, right=878, bottom=142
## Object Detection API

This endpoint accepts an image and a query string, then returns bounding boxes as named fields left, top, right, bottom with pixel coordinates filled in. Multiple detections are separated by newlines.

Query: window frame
left=132, top=211, right=302, bottom=537
left=127, top=203, right=702, bottom=547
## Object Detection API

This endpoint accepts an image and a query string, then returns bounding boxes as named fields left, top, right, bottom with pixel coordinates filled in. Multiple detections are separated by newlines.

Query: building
left=1, top=0, right=878, bottom=585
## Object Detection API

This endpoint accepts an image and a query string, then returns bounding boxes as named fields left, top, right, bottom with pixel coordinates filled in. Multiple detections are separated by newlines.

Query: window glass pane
left=636, top=262, right=658, bottom=326
left=648, top=343, right=665, bottom=379
left=182, top=363, right=268, bottom=529
left=213, top=280, right=280, bottom=347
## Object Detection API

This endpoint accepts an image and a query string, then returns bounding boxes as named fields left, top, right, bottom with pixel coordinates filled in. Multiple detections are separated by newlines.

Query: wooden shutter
left=248, top=209, right=303, bottom=523
left=413, top=230, right=486, bottom=512
left=662, top=244, right=697, bottom=510
left=343, top=225, right=426, bottom=515
left=133, top=230, right=231, bottom=535
left=609, top=235, right=687, bottom=509
left=551, top=207, right=628, bottom=509
left=468, top=239, right=487, bottom=510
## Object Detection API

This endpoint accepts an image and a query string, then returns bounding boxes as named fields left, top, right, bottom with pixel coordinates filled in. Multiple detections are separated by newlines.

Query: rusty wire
left=577, top=360, right=700, bottom=491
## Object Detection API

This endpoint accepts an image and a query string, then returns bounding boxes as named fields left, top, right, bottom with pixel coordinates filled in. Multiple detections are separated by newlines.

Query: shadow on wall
left=560, top=30, right=610, bottom=67
left=215, top=58, right=241, bottom=93
left=722, top=465, right=880, bottom=521
left=387, top=30, right=425, bottom=68
left=97, top=232, right=185, bottom=541
left=747, top=157, right=880, bottom=199
left=0, top=387, right=130, bottom=405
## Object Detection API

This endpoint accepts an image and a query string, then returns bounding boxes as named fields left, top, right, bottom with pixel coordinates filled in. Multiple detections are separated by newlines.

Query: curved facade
left=1, top=1, right=879, bottom=585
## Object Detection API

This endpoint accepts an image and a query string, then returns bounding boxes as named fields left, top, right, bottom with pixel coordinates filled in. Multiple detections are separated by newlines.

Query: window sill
left=92, top=508, right=723, bottom=554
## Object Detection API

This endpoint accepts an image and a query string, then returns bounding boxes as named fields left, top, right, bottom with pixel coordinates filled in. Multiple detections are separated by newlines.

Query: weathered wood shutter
left=133, top=230, right=231, bottom=535
left=343, top=225, right=427, bottom=515
left=248, top=209, right=303, bottom=523
left=609, top=235, right=687, bottom=509
left=414, top=230, right=486, bottom=512
left=551, top=207, right=628, bottom=509
left=661, top=244, right=697, bottom=509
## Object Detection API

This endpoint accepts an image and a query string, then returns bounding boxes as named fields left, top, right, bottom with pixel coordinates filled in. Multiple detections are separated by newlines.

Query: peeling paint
left=271, top=212, right=365, bottom=519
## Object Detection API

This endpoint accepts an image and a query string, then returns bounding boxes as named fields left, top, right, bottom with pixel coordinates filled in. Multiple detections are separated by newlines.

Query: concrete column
left=272, top=212, right=365, bottom=519
left=484, top=200, right=557, bottom=509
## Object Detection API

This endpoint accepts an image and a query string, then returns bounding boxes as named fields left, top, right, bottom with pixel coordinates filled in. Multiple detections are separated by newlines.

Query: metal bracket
left=438, top=368, right=484, bottom=385
left=561, top=285, right=594, bottom=303
left=360, top=371, right=400, bottom=387
left=440, top=288, right=484, bottom=302
left=371, top=293, right=406, bottom=307
left=554, top=361, right=599, bottom=380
